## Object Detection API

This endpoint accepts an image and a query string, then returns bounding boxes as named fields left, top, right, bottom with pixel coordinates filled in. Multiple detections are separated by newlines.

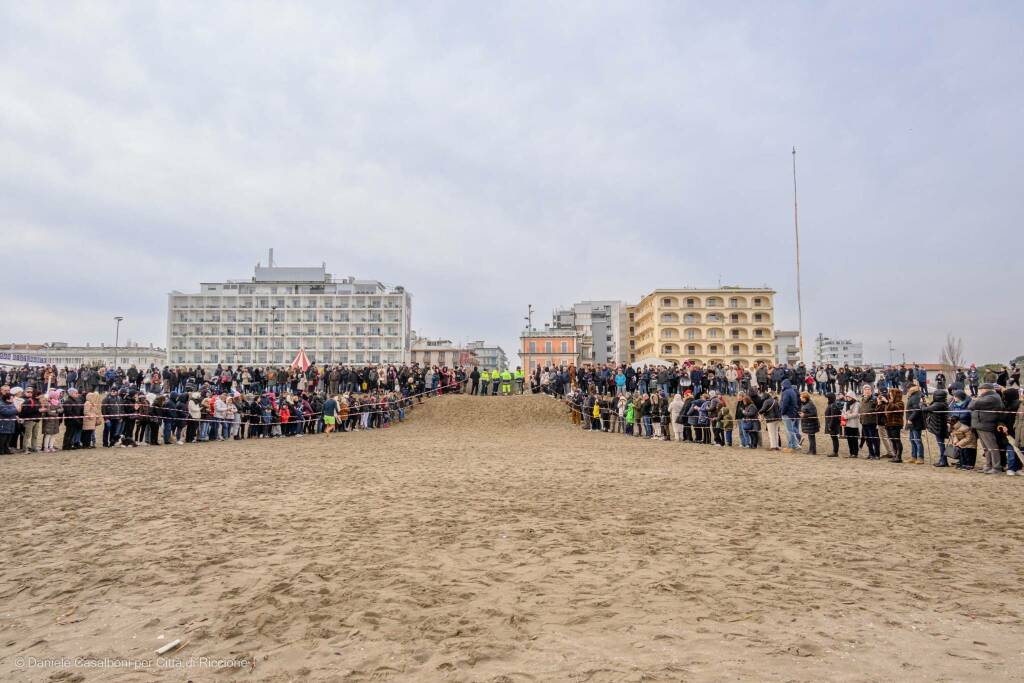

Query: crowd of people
left=545, top=360, right=1023, bottom=476
left=534, top=359, right=1020, bottom=399
left=0, top=361, right=496, bottom=454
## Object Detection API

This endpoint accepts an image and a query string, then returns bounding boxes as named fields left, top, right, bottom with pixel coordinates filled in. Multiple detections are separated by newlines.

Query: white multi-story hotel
left=167, top=255, right=412, bottom=368
left=814, top=335, right=864, bottom=367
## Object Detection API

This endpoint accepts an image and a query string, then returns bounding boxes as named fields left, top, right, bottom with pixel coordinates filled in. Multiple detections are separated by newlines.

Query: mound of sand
left=1, top=393, right=1022, bottom=681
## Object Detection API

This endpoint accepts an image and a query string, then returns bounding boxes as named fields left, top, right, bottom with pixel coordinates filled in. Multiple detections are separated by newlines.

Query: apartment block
left=167, top=256, right=411, bottom=368
left=629, top=287, right=775, bottom=367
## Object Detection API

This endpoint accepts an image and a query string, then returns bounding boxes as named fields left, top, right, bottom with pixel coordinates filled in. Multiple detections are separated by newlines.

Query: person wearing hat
left=19, top=386, right=42, bottom=453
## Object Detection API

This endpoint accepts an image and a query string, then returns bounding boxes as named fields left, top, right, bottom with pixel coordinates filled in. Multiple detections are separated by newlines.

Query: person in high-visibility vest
left=491, top=369, right=501, bottom=396
left=500, top=368, right=513, bottom=395
left=514, top=367, right=525, bottom=394
left=480, top=369, right=490, bottom=396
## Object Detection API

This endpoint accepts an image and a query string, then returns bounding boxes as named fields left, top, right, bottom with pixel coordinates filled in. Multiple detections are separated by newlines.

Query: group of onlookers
left=533, top=360, right=1020, bottom=401
left=0, top=361, right=475, bottom=454
left=560, top=361, right=1023, bottom=477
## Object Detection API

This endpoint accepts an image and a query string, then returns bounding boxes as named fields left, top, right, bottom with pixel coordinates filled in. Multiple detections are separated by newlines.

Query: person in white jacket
left=214, top=395, right=229, bottom=440
left=840, top=393, right=861, bottom=457
left=669, top=393, right=685, bottom=441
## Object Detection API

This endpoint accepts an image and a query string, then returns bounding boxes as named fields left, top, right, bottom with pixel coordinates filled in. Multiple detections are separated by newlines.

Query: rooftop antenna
left=268, top=248, right=274, bottom=268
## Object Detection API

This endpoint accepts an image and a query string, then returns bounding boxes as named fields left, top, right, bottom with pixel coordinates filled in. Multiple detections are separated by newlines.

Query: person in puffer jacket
left=922, top=389, right=950, bottom=466
left=970, top=384, right=1004, bottom=474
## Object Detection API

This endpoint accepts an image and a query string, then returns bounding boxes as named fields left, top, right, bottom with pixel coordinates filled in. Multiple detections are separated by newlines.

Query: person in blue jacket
left=780, top=379, right=801, bottom=451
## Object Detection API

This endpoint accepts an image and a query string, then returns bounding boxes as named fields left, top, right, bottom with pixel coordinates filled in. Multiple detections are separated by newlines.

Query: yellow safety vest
left=501, top=371, right=512, bottom=382
left=481, top=371, right=490, bottom=382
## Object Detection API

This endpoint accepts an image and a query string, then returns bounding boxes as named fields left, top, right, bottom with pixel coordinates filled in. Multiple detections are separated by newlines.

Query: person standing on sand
left=922, top=389, right=950, bottom=467
left=881, top=388, right=906, bottom=463
left=841, top=393, right=861, bottom=457
left=970, top=384, right=1004, bottom=474
left=322, top=395, right=338, bottom=434
left=799, top=392, right=819, bottom=455
left=823, top=393, right=842, bottom=457
left=757, top=391, right=781, bottom=451
left=741, top=395, right=760, bottom=449
left=859, top=385, right=880, bottom=459
left=0, top=387, right=17, bottom=454
left=780, top=379, right=800, bottom=452
left=669, top=393, right=684, bottom=441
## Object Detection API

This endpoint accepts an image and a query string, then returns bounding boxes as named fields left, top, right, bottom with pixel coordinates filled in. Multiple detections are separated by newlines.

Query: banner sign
left=0, top=352, right=47, bottom=365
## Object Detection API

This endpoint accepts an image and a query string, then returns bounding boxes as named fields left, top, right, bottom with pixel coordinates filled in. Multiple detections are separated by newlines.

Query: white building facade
left=410, top=338, right=475, bottom=368
left=775, top=330, right=800, bottom=367
left=567, top=300, right=629, bottom=365
left=814, top=335, right=864, bottom=367
left=167, top=260, right=412, bottom=368
left=0, top=342, right=167, bottom=369
left=466, top=341, right=508, bottom=371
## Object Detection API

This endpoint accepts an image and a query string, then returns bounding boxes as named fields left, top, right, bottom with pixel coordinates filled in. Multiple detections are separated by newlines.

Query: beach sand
left=1, top=394, right=1022, bottom=681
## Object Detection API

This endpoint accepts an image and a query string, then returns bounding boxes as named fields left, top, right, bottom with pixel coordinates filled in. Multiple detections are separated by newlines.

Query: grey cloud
left=1, top=1, right=1021, bottom=365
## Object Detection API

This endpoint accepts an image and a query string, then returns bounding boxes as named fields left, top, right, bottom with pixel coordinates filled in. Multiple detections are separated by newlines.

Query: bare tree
left=939, top=333, right=965, bottom=375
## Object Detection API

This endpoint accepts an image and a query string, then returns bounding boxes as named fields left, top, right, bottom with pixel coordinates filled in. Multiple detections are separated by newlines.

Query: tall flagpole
left=792, top=146, right=805, bottom=367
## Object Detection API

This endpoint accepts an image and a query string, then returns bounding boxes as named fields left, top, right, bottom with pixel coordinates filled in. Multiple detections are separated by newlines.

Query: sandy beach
left=1, top=393, right=1023, bottom=681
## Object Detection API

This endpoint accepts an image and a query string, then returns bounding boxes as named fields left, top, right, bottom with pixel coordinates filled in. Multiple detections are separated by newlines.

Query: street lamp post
left=791, top=147, right=805, bottom=367
left=113, top=316, right=124, bottom=369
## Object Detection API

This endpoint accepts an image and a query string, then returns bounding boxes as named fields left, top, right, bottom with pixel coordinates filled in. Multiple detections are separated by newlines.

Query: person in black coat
left=999, top=387, right=1020, bottom=473
left=823, top=393, right=843, bottom=457
left=61, top=388, right=85, bottom=450
left=799, top=391, right=820, bottom=454
left=922, top=389, right=950, bottom=466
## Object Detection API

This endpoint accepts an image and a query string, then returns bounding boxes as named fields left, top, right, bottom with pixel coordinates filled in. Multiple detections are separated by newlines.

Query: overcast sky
left=3, top=2, right=1021, bottom=366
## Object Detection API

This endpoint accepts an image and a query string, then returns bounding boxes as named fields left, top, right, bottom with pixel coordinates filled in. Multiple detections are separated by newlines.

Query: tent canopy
left=291, top=348, right=311, bottom=372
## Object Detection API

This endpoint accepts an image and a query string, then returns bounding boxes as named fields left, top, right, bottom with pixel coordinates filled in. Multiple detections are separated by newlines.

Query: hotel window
left=686, top=298, right=697, bottom=308
left=561, top=341, right=568, bottom=353
left=545, top=341, right=552, bottom=353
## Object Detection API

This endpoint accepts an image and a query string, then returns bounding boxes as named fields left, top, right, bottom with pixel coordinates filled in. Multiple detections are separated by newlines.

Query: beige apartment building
left=628, top=287, right=776, bottom=367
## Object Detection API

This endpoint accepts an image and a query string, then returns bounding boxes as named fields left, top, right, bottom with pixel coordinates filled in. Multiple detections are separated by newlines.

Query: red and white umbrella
left=291, top=348, right=311, bottom=372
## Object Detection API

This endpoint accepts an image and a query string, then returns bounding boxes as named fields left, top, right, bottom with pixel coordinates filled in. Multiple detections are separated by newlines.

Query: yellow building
left=628, top=287, right=775, bottom=367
